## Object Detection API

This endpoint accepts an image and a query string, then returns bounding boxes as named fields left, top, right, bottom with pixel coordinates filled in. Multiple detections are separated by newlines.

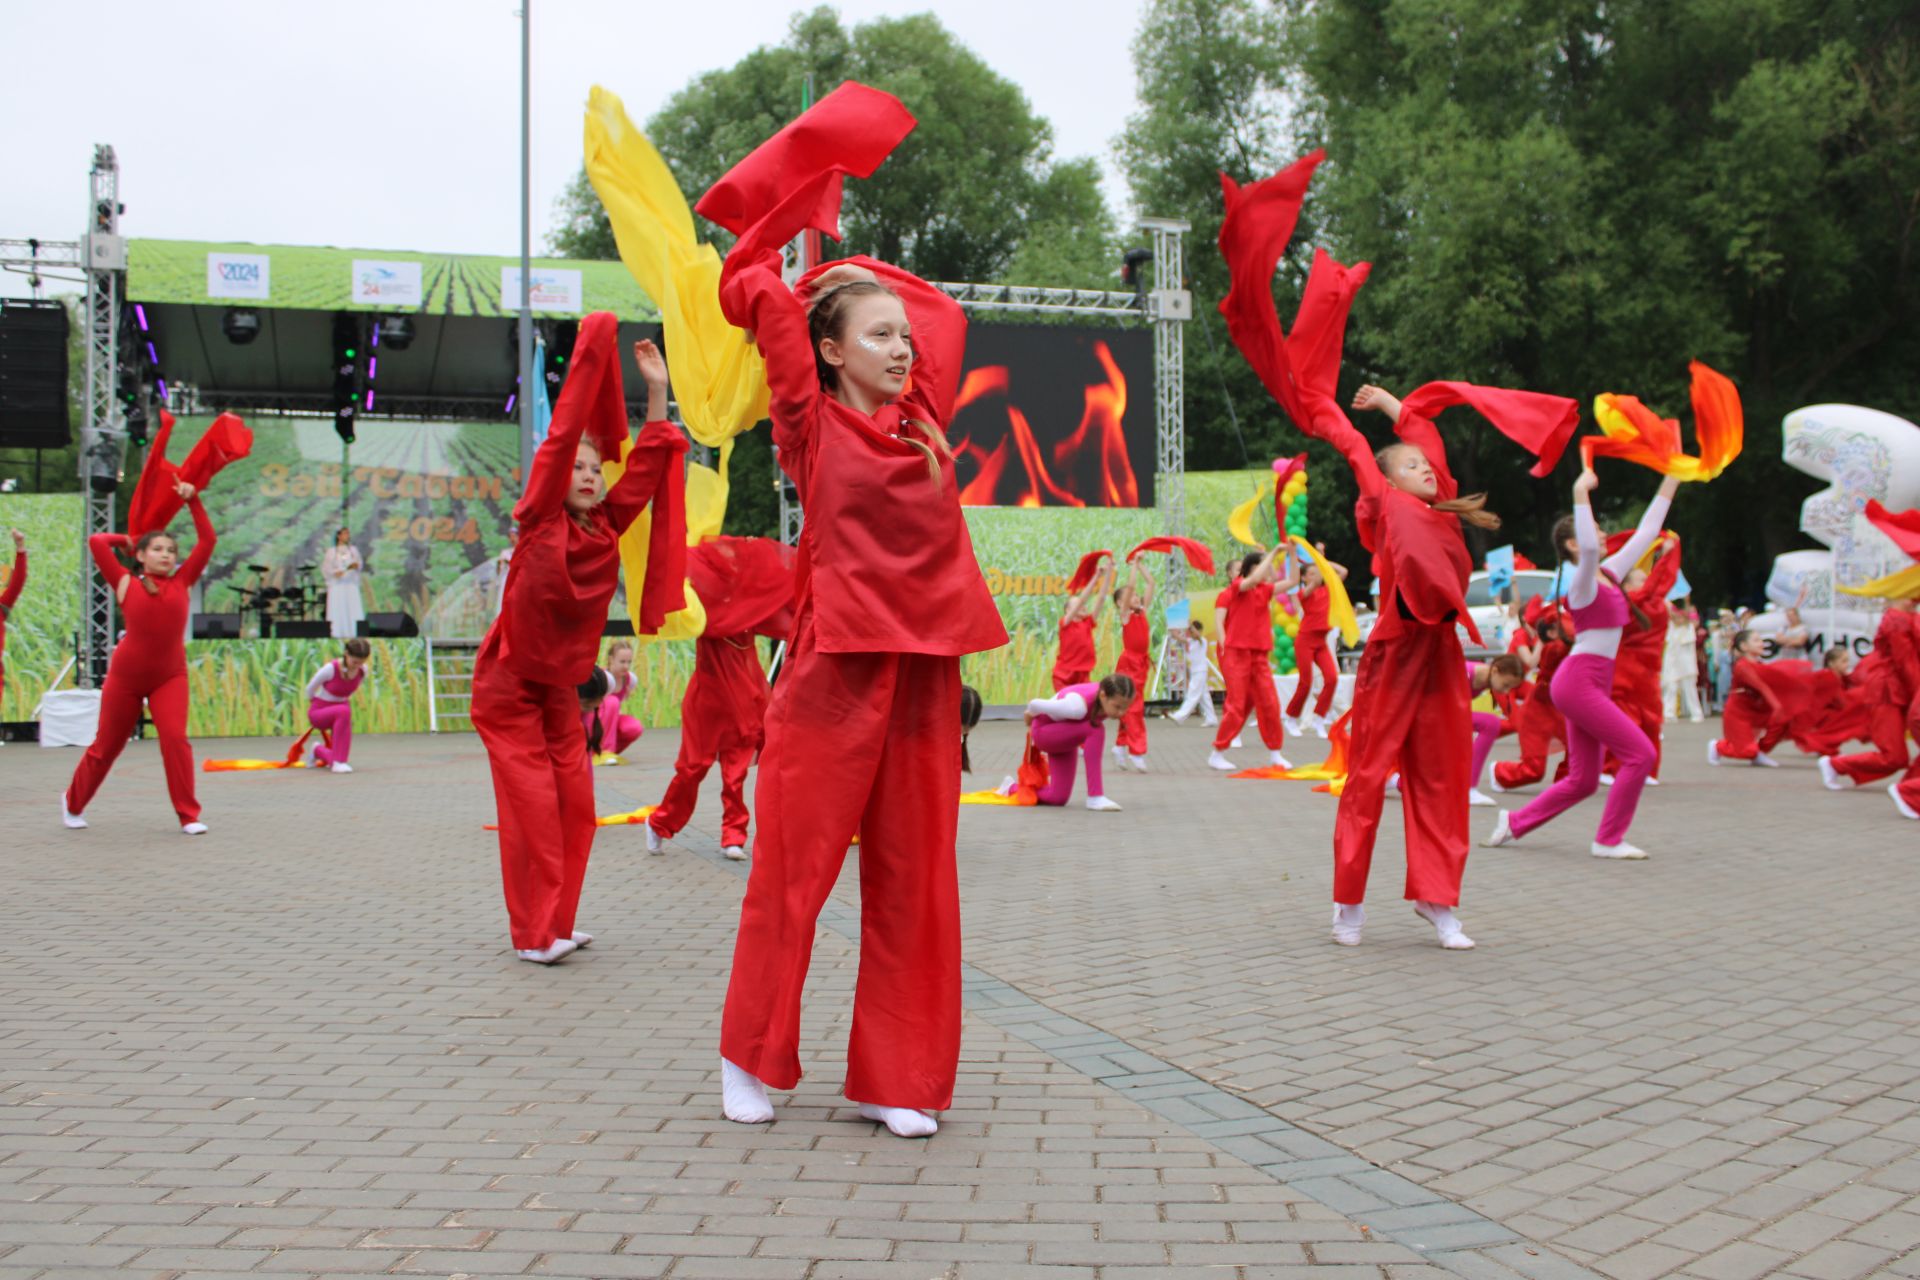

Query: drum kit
left=230, top=563, right=324, bottom=634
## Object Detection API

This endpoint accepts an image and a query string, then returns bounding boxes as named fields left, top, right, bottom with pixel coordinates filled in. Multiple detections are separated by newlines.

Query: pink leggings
left=1470, top=711, right=1502, bottom=787
left=309, top=700, right=353, bottom=765
left=1031, top=717, right=1105, bottom=805
left=1508, top=653, right=1653, bottom=846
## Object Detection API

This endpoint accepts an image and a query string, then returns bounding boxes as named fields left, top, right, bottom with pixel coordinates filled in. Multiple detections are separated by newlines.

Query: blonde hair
left=1375, top=443, right=1501, bottom=531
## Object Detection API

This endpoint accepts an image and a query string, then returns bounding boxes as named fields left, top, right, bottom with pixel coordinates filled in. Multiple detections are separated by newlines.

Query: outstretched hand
left=172, top=480, right=197, bottom=501
left=809, top=263, right=878, bottom=296
left=1351, top=384, right=1402, bottom=418
left=9, top=528, right=21, bottom=552
left=1572, top=467, right=1599, bottom=501
left=632, top=339, right=668, bottom=389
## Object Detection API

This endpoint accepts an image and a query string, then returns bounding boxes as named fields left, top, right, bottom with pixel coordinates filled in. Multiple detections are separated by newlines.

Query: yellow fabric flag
left=585, top=86, right=770, bottom=639
left=1227, top=477, right=1275, bottom=548
left=1290, top=536, right=1361, bottom=646
left=1838, top=563, right=1920, bottom=600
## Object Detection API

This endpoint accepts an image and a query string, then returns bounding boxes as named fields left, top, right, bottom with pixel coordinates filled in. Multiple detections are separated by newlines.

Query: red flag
left=1126, top=536, right=1216, bottom=575
left=128, top=410, right=253, bottom=536
left=1067, top=550, right=1112, bottom=592
left=1864, top=500, right=1920, bottom=562
left=1397, top=382, right=1578, bottom=478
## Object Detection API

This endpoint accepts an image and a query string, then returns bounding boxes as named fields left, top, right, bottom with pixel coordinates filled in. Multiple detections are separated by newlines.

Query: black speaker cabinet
left=0, top=299, right=71, bottom=449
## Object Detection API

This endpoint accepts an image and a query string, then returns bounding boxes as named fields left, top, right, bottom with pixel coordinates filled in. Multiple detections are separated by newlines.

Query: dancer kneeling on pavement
left=1026, top=674, right=1134, bottom=812
left=1488, top=465, right=1680, bottom=860
left=1708, top=629, right=1789, bottom=768
left=306, top=637, right=370, bottom=774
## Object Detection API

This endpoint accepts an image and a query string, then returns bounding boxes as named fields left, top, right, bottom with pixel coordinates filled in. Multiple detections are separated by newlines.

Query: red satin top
left=90, top=499, right=216, bottom=686
left=723, top=256, right=1006, bottom=658
left=483, top=415, right=686, bottom=688
left=1222, top=581, right=1276, bottom=652
left=1297, top=584, right=1330, bottom=639
left=690, top=633, right=771, bottom=747
left=1117, top=610, right=1151, bottom=678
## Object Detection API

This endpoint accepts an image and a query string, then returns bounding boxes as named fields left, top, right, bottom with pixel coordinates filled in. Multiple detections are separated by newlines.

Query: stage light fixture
left=330, top=313, right=363, bottom=444
left=1120, top=248, right=1153, bottom=304
left=377, top=315, right=415, bottom=351
left=222, top=308, right=261, bottom=345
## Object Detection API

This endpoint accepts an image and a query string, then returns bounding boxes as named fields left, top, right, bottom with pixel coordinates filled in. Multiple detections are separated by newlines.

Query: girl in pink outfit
left=1466, top=655, right=1527, bottom=805
left=1024, top=674, right=1135, bottom=811
left=307, top=638, right=369, bottom=773
left=1488, top=467, right=1681, bottom=859
left=590, top=640, right=644, bottom=758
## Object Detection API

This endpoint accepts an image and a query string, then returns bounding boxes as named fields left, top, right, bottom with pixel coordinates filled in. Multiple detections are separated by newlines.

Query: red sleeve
left=1380, top=494, right=1479, bottom=643
left=514, top=312, right=627, bottom=526
left=1734, top=659, right=1783, bottom=718
left=88, top=534, right=130, bottom=586
left=720, top=257, right=820, bottom=457
left=1640, top=535, right=1683, bottom=603
left=603, top=420, right=690, bottom=636
left=603, top=420, right=688, bottom=533
left=1396, top=382, right=1579, bottom=478
left=177, top=498, right=217, bottom=586
left=0, top=550, right=21, bottom=611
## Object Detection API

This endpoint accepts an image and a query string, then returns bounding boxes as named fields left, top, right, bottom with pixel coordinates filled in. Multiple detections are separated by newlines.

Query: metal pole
left=516, top=2, right=534, bottom=483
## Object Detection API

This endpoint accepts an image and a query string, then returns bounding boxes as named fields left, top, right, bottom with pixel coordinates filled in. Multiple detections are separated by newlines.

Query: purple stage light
left=367, top=357, right=377, bottom=380
left=504, top=393, right=517, bottom=415
left=370, top=324, right=380, bottom=349
left=146, top=342, right=159, bottom=364
left=135, top=304, right=148, bottom=331
left=155, top=379, right=169, bottom=400
left=365, top=390, right=375, bottom=411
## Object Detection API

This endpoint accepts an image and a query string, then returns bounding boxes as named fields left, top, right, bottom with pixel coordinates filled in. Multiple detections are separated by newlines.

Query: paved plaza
left=2, top=714, right=1917, bottom=1280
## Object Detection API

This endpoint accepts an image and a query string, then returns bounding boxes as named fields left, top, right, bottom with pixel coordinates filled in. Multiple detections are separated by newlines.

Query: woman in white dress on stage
left=323, top=527, right=365, bottom=640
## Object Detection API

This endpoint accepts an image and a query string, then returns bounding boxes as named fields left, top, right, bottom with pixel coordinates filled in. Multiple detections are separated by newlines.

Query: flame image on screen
left=951, top=341, right=1142, bottom=508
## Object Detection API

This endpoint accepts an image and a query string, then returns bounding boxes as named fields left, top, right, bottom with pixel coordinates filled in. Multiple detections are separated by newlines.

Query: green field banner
left=0, top=493, right=84, bottom=725
left=127, top=239, right=660, bottom=319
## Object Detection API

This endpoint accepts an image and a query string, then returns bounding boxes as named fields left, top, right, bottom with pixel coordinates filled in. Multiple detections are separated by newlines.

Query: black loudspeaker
left=602, top=618, right=635, bottom=638
left=192, top=612, right=242, bottom=639
left=274, top=619, right=330, bottom=639
left=357, top=612, right=418, bottom=638
left=0, top=299, right=71, bottom=449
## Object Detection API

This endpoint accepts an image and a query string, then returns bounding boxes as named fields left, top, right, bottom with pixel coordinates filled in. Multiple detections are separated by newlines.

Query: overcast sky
left=1, top=1, right=1144, bottom=297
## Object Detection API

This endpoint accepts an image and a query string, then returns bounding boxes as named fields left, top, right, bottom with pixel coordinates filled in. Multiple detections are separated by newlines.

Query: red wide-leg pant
left=651, top=734, right=757, bottom=848
left=1831, top=702, right=1911, bottom=785
left=721, top=619, right=963, bottom=1110
left=65, top=668, right=199, bottom=823
left=1215, top=648, right=1284, bottom=750
left=1113, top=659, right=1149, bottom=757
left=1286, top=634, right=1337, bottom=718
left=472, top=656, right=597, bottom=952
left=1334, top=622, right=1470, bottom=906
left=1493, top=691, right=1564, bottom=790
left=1895, top=694, right=1920, bottom=813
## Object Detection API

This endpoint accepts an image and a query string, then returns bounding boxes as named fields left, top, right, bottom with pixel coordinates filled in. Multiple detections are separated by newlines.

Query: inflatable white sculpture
left=1753, top=405, right=1920, bottom=657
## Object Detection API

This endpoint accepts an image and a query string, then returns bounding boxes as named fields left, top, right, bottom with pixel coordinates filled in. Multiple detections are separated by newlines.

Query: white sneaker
left=1284, top=715, right=1303, bottom=738
left=1085, top=795, right=1122, bottom=812
left=1485, top=810, right=1515, bottom=848
left=994, top=775, right=1017, bottom=797
left=1646, top=776, right=1661, bottom=787
left=1385, top=772, right=1401, bottom=796
left=181, top=821, right=209, bottom=835
left=721, top=1058, right=775, bottom=1124
left=1707, top=740, right=1722, bottom=766
left=60, top=795, right=87, bottom=830
left=1230, top=736, right=1244, bottom=748
left=1820, top=757, right=1853, bottom=790
left=1752, top=752, right=1779, bottom=768
left=1207, top=751, right=1236, bottom=771
left=1892, top=785, right=1919, bottom=821
left=1269, top=749, right=1293, bottom=770
left=1111, top=744, right=1127, bottom=765
left=1412, top=901, right=1476, bottom=950
left=857, top=1101, right=938, bottom=1138
left=1468, top=788, right=1496, bottom=807
left=330, top=761, right=353, bottom=774
left=1330, top=903, right=1364, bottom=946
left=570, top=931, right=594, bottom=948
left=645, top=825, right=666, bottom=855
left=1590, top=840, right=1648, bottom=859
left=723, top=845, right=747, bottom=861
left=1311, top=715, right=1330, bottom=739
left=516, top=938, right=579, bottom=964
left=1487, top=772, right=1508, bottom=794
left=1129, top=755, right=1148, bottom=773
left=1599, top=773, right=1615, bottom=787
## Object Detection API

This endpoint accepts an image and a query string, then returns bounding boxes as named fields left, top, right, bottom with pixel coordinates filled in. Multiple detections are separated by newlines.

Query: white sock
left=721, top=1058, right=774, bottom=1123
left=570, top=931, right=594, bottom=948
left=857, top=1101, right=937, bottom=1138
left=1207, top=750, right=1236, bottom=771
left=515, top=937, right=578, bottom=964
left=61, top=794, right=87, bottom=829
left=1269, top=749, right=1292, bottom=769
left=181, top=821, right=208, bottom=835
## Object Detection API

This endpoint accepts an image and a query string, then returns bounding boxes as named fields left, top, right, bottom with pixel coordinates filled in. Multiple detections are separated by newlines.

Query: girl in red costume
left=1284, top=550, right=1348, bottom=738
left=62, top=481, right=216, bottom=834
left=1208, top=544, right=1297, bottom=772
left=647, top=537, right=795, bottom=863
left=1054, top=561, right=1111, bottom=691
left=1708, top=629, right=1791, bottom=765
left=714, top=253, right=1006, bottom=1139
left=1109, top=560, right=1155, bottom=772
left=1491, top=604, right=1574, bottom=793
left=1820, top=600, right=1916, bottom=794
left=1321, top=386, right=1504, bottom=950
left=0, top=529, right=23, bottom=702
left=472, top=326, right=686, bottom=967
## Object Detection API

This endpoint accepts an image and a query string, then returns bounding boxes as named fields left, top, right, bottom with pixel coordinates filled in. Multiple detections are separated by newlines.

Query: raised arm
left=1, top=534, right=23, bottom=612
left=1240, top=542, right=1286, bottom=590
left=1083, top=564, right=1115, bottom=619
left=1601, top=475, right=1681, bottom=580
left=1353, top=384, right=1458, bottom=498
left=177, top=495, right=218, bottom=586
left=1567, top=469, right=1604, bottom=609
left=87, top=533, right=131, bottom=587
left=602, top=420, right=689, bottom=534
left=1311, top=394, right=1385, bottom=499
left=727, top=255, right=826, bottom=454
